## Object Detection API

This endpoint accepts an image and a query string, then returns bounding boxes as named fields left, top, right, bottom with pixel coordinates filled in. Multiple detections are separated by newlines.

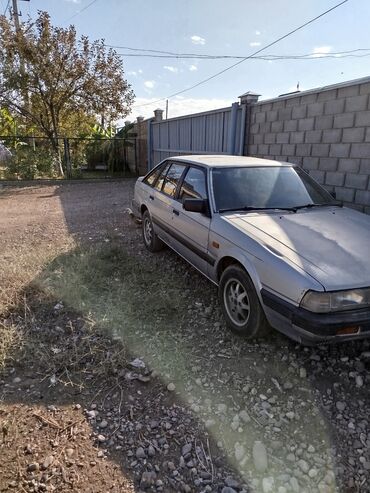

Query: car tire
left=142, top=210, right=164, bottom=252
left=219, top=265, right=269, bottom=339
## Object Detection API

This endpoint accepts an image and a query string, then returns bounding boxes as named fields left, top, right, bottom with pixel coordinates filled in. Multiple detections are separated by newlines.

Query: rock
left=299, top=368, right=307, bottom=378
left=234, top=443, right=245, bottom=462
left=297, top=459, right=309, bottom=473
left=41, top=456, right=54, bottom=470
left=97, top=450, right=104, bottom=458
left=336, top=401, right=346, bottom=412
left=148, top=445, right=156, bottom=457
left=167, top=382, right=176, bottom=391
left=136, top=447, right=146, bottom=459
left=182, top=443, right=192, bottom=456
left=286, top=412, right=295, bottom=420
left=130, top=358, right=145, bottom=368
left=308, top=468, right=318, bottom=478
left=221, top=488, right=237, bottom=493
left=356, top=375, right=364, bottom=387
left=65, top=448, right=74, bottom=457
left=253, top=441, right=268, bottom=472
left=86, top=410, right=98, bottom=418
left=140, top=471, right=156, bottom=489
left=27, top=463, right=39, bottom=473
left=290, top=476, right=300, bottom=492
left=262, top=477, right=275, bottom=493
left=239, top=410, right=251, bottom=423
left=97, top=434, right=106, bottom=443
left=13, top=377, right=21, bottom=384
left=225, top=477, right=239, bottom=488
left=99, top=420, right=108, bottom=429
left=217, top=403, right=227, bottom=413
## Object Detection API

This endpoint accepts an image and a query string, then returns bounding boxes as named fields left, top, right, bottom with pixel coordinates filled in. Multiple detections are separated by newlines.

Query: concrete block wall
left=247, top=77, right=370, bottom=213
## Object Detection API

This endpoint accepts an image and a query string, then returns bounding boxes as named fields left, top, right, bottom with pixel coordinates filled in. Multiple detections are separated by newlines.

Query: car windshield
left=212, top=165, right=336, bottom=212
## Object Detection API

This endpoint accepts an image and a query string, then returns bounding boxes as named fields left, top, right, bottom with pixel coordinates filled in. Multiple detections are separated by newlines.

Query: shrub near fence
left=0, top=136, right=137, bottom=180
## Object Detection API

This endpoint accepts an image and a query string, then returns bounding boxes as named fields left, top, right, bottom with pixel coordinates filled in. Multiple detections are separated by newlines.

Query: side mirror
left=183, top=198, right=208, bottom=214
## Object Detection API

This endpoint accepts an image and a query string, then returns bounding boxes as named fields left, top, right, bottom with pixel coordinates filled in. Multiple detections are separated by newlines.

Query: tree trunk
left=49, top=105, right=64, bottom=177
left=50, top=137, right=64, bottom=177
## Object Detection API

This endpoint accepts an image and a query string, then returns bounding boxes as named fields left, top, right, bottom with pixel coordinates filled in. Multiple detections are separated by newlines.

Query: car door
left=170, top=165, right=213, bottom=275
left=150, top=161, right=187, bottom=246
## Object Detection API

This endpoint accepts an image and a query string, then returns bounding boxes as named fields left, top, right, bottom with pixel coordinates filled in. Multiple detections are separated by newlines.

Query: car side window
left=179, top=166, right=207, bottom=201
left=154, top=162, right=171, bottom=191
left=161, top=163, right=187, bottom=198
left=143, top=163, right=164, bottom=187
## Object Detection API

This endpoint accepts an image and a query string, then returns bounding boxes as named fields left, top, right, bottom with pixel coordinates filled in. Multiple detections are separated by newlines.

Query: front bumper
left=261, top=289, right=370, bottom=345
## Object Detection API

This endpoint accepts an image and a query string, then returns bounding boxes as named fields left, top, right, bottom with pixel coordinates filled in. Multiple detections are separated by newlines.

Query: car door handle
left=173, top=209, right=180, bottom=216
left=149, top=195, right=154, bottom=201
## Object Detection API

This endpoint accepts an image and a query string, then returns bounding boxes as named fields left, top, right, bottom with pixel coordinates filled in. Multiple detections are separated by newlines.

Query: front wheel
left=219, top=265, right=269, bottom=339
left=142, top=210, right=164, bottom=252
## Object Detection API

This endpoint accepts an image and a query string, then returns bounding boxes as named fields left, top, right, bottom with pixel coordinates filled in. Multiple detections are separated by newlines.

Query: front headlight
left=300, top=288, right=370, bottom=313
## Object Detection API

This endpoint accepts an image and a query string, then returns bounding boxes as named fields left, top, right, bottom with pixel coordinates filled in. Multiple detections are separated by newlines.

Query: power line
left=64, top=0, right=99, bottom=23
left=114, top=48, right=370, bottom=60
left=109, top=45, right=369, bottom=59
left=3, top=0, right=10, bottom=15
left=131, top=0, right=350, bottom=110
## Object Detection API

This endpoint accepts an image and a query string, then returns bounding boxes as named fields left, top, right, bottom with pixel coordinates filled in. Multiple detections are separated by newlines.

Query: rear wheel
left=219, top=265, right=269, bottom=339
left=142, top=210, right=164, bottom=252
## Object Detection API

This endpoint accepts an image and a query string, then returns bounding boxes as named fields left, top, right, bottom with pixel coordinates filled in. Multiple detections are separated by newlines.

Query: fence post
left=227, top=102, right=239, bottom=155
left=147, top=118, right=153, bottom=171
left=63, top=138, right=72, bottom=178
left=238, top=92, right=260, bottom=156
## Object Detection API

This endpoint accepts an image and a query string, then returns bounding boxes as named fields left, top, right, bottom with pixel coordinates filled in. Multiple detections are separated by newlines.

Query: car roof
left=170, top=155, right=291, bottom=167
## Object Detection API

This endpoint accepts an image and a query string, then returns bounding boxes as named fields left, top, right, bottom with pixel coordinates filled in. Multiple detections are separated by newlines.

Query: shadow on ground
left=1, top=181, right=370, bottom=492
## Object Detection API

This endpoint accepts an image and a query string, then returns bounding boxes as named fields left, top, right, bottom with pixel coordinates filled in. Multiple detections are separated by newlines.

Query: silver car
left=132, top=155, right=370, bottom=345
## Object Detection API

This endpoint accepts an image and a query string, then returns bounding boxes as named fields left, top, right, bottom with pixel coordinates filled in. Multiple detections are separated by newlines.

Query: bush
left=4, top=142, right=56, bottom=179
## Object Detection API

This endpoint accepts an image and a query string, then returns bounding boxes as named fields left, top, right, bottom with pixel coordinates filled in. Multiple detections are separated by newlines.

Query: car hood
left=223, top=206, right=370, bottom=291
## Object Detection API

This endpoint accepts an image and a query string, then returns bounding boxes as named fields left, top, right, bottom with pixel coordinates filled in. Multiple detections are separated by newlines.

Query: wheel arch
left=141, top=204, right=148, bottom=215
left=216, top=253, right=263, bottom=301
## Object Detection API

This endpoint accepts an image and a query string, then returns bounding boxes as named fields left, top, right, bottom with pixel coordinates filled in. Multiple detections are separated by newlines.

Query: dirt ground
left=1, top=181, right=370, bottom=493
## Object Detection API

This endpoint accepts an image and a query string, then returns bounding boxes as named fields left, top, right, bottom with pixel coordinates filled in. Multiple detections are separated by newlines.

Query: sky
left=3, top=0, right=370, bottom=122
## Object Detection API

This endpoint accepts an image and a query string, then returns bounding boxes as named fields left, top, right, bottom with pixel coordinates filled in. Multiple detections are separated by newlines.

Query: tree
left=0, top=11, right=134, bottom=175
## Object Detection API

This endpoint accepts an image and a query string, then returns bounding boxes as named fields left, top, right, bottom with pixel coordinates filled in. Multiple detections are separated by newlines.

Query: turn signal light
left=336, top=326, right=360, bottom=336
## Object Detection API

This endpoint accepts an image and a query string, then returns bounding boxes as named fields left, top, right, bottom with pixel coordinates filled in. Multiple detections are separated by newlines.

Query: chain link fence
left=0, top=135, right=138, bottom=180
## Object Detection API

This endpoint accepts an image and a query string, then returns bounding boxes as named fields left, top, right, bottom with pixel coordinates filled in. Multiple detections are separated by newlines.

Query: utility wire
left=110, top=45, right=369, bottom=59
left=64, top=0, right=99, bottom=23
left=3, top=0, right=10, bottom=16
left=115, top=48, right=370, bottom=60
left=131, top=0, right=349, bottom=110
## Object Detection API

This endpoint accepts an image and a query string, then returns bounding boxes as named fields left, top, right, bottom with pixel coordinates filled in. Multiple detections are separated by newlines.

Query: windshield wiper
left=219, top=206, right=298, bottom=213
left=292, top=202, right=342, bottom=211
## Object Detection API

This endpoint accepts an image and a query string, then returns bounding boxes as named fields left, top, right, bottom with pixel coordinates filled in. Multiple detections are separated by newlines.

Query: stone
left=253, top=441, right=268, bottom=472
left=262, top=477, right=275, bottom=493
left=136, top=447, right=146, bottom=459
left=99, top=420, right=108, bottom=429
left=97, top=434, right=106, bottom=443
left=356, top=375, right=364, bottom=387
left=225, top=477, right=239, bottom=488
left=148, top=445, right=156, bottom=457
left=140, top=471, right=156, bottom=489
left=27, top=463, right=39, bottom=473
left=167, top=382, right=176, bottom=391
left=41, top=456, right=54, bottom=470
left=65, top=448, right=74, bottom=457
left=13, top=377, right=21, bottom=384
left=297, top=459, right=309, bottom=473
left=336, top=401, right=346, bottom=412
left=234, top=443, right=245, bottom=462
left=182, top=443, right=192, bottom=456
left=221, top=488, right=237, bottom=493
